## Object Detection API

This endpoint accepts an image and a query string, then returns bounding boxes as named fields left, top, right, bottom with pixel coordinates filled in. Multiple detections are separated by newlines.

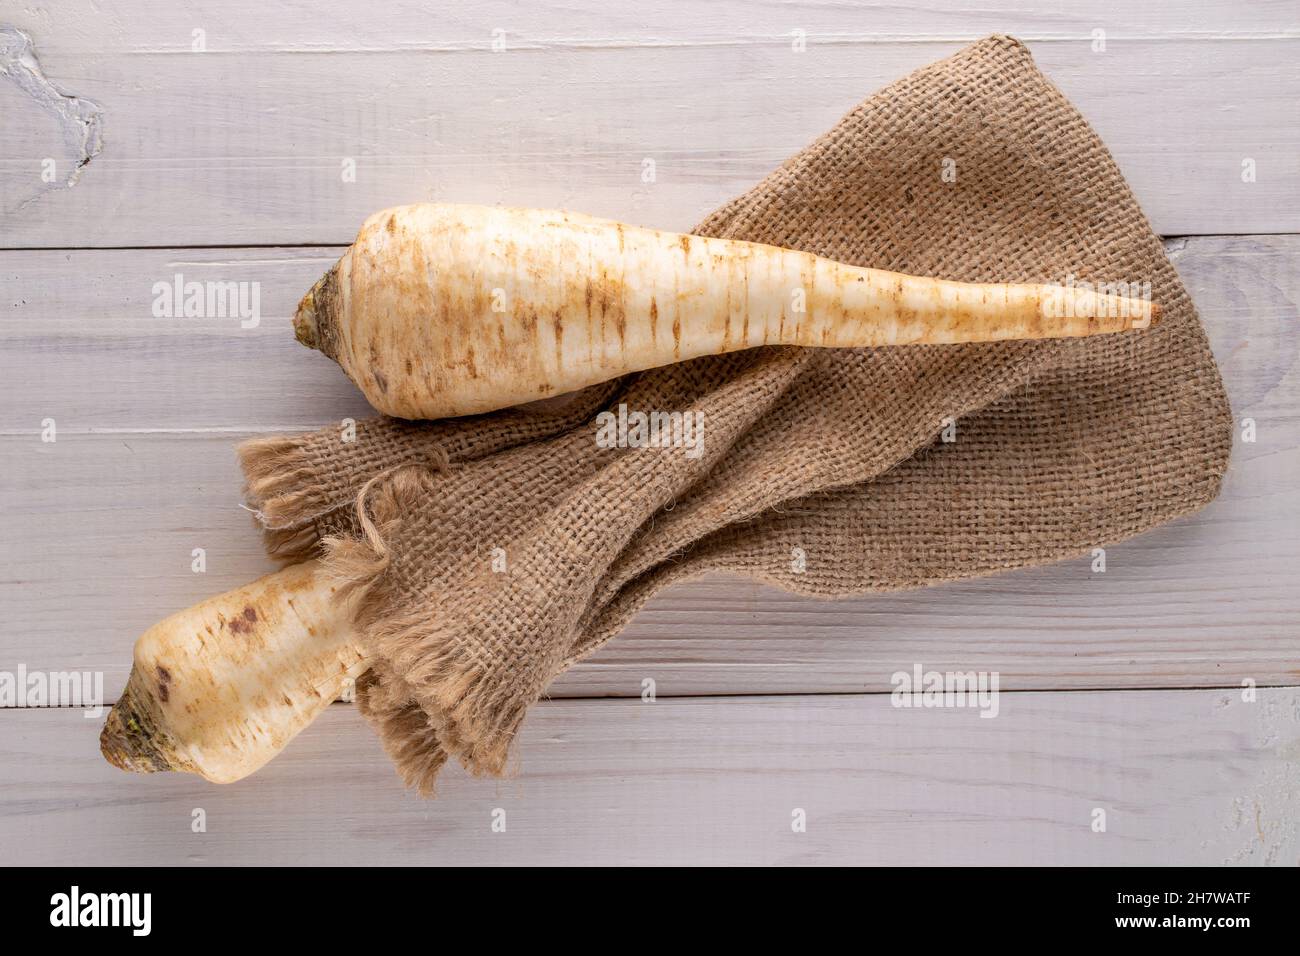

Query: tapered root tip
left=99, top=667, right=181, bottom=775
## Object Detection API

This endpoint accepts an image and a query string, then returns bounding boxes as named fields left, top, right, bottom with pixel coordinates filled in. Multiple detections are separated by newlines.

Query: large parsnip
left=295, top=204, right=1159, bottom=419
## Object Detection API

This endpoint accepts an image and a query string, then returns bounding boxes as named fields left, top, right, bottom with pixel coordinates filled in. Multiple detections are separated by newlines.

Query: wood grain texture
left=13, top=0, right=1299, bottom=53
left=0, top=246, right=372, bottom=430
left=1, top=236, right=1295, bottom=702
left=1, top=2, right=1296, bottom=867
left=2, top=688, right=1296, bottom=865
left=0, top=3, right=1296, bottom=245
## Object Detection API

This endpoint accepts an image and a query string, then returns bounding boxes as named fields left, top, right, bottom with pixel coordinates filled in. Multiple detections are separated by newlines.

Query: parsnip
left=100, top=561, right=366, bottom=784
left=295, top=203, right=1160, bottom=420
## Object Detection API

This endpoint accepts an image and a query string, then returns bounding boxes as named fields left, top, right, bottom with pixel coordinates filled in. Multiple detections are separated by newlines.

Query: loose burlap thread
left=240, top=36, right=1232, bottom=793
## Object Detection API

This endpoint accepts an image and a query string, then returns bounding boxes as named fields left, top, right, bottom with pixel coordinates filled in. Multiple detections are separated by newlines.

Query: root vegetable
left=294, top=203, right=1159, bottom=420
left=100, top=560, right=365, bottom=784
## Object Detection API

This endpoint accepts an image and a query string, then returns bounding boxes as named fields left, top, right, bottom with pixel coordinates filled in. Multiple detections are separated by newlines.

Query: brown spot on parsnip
left=596, top=276, right=625, bottom=347
left=156, top=664, right=171, bottom=703
left=373, top=370, right=389, bottom=394
left=228, top=607, right=257, bottom=635
left=596, top=272, right=609, bottom=358
left=553, top=310, right=565, bottom=371
left=385, top=215, right=396, bottom=234
left=679, top=235, right=691, bottom=255
left=741, top=271, right=749, bottom=344
left=649, top=297, right=658, bottom=346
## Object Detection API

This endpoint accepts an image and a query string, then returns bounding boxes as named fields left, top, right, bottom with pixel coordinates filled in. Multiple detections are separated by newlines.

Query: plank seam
left=3, top=232, right=1298, bottom=253
left=3, top=681, right=1295, bottom=714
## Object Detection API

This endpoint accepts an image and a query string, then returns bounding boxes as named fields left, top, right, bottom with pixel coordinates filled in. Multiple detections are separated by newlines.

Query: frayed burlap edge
left=320, top=464, right=532, bottom=783
left=238, top=435, right=337, bottom=559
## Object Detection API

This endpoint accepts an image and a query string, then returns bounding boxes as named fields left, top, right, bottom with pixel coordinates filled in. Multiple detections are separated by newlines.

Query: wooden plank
left=0, top=246, right=371, bottom=431
left=1, top=687, right=1295, bottom=865
left=1, top=235, right=1294, bottom=429
left=1, top=428, right=1294, bottom=698
left=1, top=4, right=1296, bottom=244
left=12, top=0, right=1299, bottom=55
left=1, top=235, right=1295, bottom=700
left=0, top=425, right=1292, bottom=701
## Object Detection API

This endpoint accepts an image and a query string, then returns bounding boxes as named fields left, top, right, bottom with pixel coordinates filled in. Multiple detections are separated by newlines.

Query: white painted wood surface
left=1, top=2, right=1297, bottom=865
left=2, top=688, right=1296, bottom=865
left=1, top=2, right=1297, bottom=244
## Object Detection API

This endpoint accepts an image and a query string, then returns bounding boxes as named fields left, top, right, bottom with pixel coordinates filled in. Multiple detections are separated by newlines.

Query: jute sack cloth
left=241, top=35, right=1232, bottom=793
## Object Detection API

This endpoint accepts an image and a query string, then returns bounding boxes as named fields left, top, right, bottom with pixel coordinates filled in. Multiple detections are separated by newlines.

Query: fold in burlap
left=240, top=35, right=1231, bottom=793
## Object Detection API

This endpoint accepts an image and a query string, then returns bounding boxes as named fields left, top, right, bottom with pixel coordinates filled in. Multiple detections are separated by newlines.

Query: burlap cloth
left=240, top=35, right=1231, bottom=793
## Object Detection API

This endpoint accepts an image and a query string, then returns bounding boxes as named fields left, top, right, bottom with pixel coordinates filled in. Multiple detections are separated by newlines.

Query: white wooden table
left=2, top=1, right=1297, bottom=866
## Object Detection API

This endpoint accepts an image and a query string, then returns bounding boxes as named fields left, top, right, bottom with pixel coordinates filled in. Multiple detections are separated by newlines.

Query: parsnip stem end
left=99, top=666, right=185, bottom=776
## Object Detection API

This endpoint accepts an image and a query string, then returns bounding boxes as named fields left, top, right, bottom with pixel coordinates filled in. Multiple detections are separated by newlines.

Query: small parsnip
left=100, top=560, right=365, bottom=784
